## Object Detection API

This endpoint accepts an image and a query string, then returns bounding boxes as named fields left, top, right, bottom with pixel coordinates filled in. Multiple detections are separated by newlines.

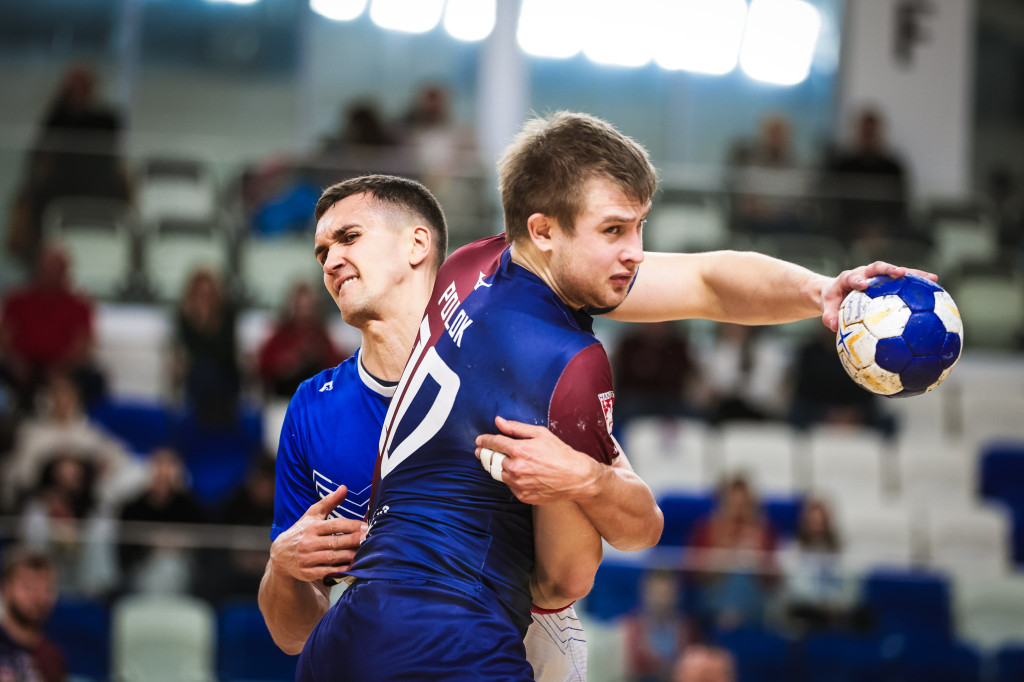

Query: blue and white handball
left=836, top=273, right=963, bottom=398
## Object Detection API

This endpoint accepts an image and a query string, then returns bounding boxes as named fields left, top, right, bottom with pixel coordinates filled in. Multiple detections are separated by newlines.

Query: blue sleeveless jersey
left=347, top=235, right=621, bottom=635
left=271, top=349, right=393, bottom=539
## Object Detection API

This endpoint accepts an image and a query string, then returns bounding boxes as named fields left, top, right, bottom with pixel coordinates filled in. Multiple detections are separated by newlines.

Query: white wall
left=838, top=0, right=976, bottom=201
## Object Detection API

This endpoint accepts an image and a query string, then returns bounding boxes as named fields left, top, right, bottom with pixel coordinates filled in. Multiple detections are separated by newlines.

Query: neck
left=2, top=617, right=42, bottom=648
left=509, top=242, right=582, bottom=310
left=355, top=285, right=432, bottom=383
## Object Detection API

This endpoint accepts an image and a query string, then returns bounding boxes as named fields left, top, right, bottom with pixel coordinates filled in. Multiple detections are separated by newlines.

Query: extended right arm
left=258, top=486, right=366, bottom=654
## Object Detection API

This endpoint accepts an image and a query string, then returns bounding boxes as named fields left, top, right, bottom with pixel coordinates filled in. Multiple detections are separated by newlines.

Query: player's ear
left=526, top=213, right=556, bottom=253
left=408, top=224, right=431, bottom=267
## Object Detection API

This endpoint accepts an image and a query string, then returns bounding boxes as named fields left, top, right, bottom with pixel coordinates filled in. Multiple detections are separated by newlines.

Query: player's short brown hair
left=498, top=111, right=658, bottom=244
left=1, top=546, right=53, bottom=584
left=315, top=174, right=448, bottom=270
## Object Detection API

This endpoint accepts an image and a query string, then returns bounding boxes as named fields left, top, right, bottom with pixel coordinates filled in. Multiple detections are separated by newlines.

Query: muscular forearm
left=607, top=251, right=831, bottom=325
left=258, top=559, right=331, bottom=655
left=531, top=501, right=603, bottom=609
left=575, top=459, right=663, bottom=551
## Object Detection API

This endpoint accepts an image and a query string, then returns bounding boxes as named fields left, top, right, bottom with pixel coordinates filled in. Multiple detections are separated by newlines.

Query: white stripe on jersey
left=524, top=606, right=587, bottom=682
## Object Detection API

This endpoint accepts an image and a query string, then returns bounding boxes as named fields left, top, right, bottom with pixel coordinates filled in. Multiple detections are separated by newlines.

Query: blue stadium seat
left=657, top=493, right=714, bottom=546
left=217, top=600, right=297, bottom=682
left=996, top=645, right=1024, bottom=682
left=980, top=444, right=1024, bottom=507
left=861, top=569, right=952, bottom=638
left=802, top=633, right=888, bottom=682
left=762, top=495, right=804, bottom=539
left=894, top=636, right=982, bottom=682
left=90, top=398, right=173, bottom=455
left=582, top=562, right=646, bottom=621
left=172, top=406, right=264, bottom=508
left=715, top=627, right=793, bottom=682
left=45, top=596, right=111, bottom=680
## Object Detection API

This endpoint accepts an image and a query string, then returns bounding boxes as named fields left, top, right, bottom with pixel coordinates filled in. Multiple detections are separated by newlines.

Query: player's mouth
left=336, top=275, right=360, bottom=293
left=609, top=273, right=634, bottom=287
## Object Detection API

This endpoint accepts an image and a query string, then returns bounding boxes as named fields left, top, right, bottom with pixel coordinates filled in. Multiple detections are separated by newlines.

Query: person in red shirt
left=0, top=546, right=66, bottom=682
left=0, top=244, right=105, bottom=413
left=256, top=281, right=347, bottom=399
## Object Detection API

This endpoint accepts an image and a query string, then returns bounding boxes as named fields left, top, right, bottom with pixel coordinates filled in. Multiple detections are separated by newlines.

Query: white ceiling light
left=206, top=0, right=260, bottom=5
left=517, top=0, right=586, bottom=59
left=740, top=0, right=821, bottom=85
left=443, top=0, right=496, bottom=42
left=581, top=0, right=655, bottom=67
left=653, top=0, right=747, bottom=75
left=369, top=0, right=444, bottom=34
left=310, top=0, right=367, bottom=21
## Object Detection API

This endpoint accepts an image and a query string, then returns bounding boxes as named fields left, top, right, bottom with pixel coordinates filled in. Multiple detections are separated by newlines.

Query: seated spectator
left=787, top=324, right=895, bottom=436
left=671, top=645, right=735, bottom=682
left=0, top=547, right=66, bottom=682
left=398, top=83, right=479, bottom=199
left=823, top=107, right=909, bottom=246
left=782, top=497, right=870, bottom=635
left=256, top=281, right=347, bottom=399
left=702, top=324, right=787, bottom=424
left=623, top=569, right=694, bottom=682
left=727, top=114, right=812, bottom=236
left=687, top=474, right=779, bottom=634
left=199, top=456, right=276, bottom=602
left=172, top=268, right=241, bottom=427
left=0, top=245, right=107, bottom=413
left=118, top=448, right=206, bottom=594
left=3, top=372, right=134, bottom=513
left=612, top=322, right=699, bottom=426
left=307, top=99, right=408, bottom=185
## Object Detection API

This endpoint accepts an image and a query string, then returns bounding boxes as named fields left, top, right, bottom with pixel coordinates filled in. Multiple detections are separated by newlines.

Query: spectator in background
left=702, top=324, right=786, bottom=424
left=399, top=83, right=479, bottom=198
left=309, top=100, right=407, bottom=182
left=3, top=372, right=135, bottom=513
left=200, top=455, right=276, bottom=602
left=687, top=474, right=778, bottom=634
left=788, top=324, right=895, bottom=436
left=782, top=497, right=870, bottom=635
left=0, top=245, right=107, bottom=413
left=823, top=107, right=909, bottom=247
left=172, top=268, right=241, bottom=427
left=0, top=547, right=66, bottom=682
left=257, top=281, right=347, bottom=399
left=118, top=448, right=205, bottom=595
left=6, top=65, right=131, bottom=270
left=727, top=114, right=811, bottom=236
left=623, top=569, right=694, bottom=682
left=671, top=645, right=735, bottom=682
left=612, top=322, right=699, bottom=426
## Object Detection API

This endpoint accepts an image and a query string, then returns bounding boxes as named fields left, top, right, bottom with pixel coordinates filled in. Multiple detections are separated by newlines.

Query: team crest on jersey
left=598, top=391, right=614, bottom=433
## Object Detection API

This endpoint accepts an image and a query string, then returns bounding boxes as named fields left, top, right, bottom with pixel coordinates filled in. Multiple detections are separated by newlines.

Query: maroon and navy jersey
left=347, top=235, right=620, bottom=635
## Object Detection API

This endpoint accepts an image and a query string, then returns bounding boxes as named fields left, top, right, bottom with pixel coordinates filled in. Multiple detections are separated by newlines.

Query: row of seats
left=45, top=594, right=295, bottom=682
left=44, top=196, right=320, bottom=308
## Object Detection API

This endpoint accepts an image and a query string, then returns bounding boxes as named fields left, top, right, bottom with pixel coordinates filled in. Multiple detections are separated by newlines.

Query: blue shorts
left=296, top=579, right=535, bottom=682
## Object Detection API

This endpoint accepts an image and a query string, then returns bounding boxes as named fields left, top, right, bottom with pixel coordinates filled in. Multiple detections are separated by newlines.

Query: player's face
left=1, top=567, right=57, bottom=630
left=314, top=193, right=413, bottom=326
left=549, top=177, right=648, bottom=310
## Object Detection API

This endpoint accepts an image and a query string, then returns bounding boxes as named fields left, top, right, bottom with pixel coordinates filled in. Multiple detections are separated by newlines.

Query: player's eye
left=605, top=225, right=622, bottom=235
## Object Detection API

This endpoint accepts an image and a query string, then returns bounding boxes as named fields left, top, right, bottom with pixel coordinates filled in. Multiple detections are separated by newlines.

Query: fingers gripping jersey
left=347, top=235, right=621, bottom=638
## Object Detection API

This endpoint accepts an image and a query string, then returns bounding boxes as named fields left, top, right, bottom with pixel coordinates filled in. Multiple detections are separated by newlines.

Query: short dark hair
left=1, top=546, right=53, bottom=584
left=314, top=175, right=448, bottom=270
left=498, top=111, right=658, bottom=244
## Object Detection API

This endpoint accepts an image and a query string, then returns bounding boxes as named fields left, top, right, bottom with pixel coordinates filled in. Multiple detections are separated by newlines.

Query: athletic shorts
left=524, top=606, right=587, bottom=682
left=295, top=579, right=535, bottom=682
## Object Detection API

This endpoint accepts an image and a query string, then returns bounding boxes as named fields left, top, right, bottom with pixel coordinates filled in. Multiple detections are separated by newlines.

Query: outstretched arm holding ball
left=603, top=251, right=937, bottom=331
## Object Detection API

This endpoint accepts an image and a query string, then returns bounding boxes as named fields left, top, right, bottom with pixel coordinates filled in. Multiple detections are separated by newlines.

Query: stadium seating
left=924, top=504, right=1011, bottom=576
left=995, top=645, right=1024, bottom=682
left=112, top=594, right=216, bottom=682
left=715, top=627, right=793, bottom=682
left=217, top=601, right=298, bottom=682
left=625, top=417, right=710, bottom=496
left=581, top=561, right=647, bottom=622
left=806, top=426, right=888, bottom=504
left=897, top=446, right=976, bottom=510
left=714, top=422, right=800, bottom=495
left=45, top=596, right=111, bottom=681
left=861, top=569, right=954, bottom=639
left=954, top=574, right=1024, bottom=650
left=834, top=503, right=918, bottom=569
left=801, top=633, right=888, bottom=682
left=240, top=232, right=323, bottom=309
left=657, top=492, right=715, bottom=547
left=645, top=196, right=728, bottom=253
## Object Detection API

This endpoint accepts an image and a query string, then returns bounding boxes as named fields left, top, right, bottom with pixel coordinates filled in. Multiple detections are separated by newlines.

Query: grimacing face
left=314, top=193, right=414, bottom=327
left=547, top=177, right=649, bottom=311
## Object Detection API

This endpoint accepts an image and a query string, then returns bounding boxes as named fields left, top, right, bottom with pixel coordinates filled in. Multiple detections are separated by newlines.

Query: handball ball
left=836, top=273, right=963, bottom=397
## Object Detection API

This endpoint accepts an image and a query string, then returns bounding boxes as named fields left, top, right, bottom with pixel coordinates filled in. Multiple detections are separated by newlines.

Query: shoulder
left=293, top=356, right=357, bottom=400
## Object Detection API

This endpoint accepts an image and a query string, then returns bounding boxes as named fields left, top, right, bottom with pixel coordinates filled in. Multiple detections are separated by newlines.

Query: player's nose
left=621, top=229, right=644, bottom=264
left=322, top=243, right=347, bottom=273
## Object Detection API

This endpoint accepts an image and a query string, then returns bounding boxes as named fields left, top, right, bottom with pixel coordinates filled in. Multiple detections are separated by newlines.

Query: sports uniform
left=296, top=235, right=620, bottom=680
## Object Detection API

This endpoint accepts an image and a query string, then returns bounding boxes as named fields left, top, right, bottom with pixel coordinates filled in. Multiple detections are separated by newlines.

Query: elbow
left=542, top=573, right=595, bottom=606
left=274, top=637, right=304, bottom=657
left=607, top=507, right=665, bottom=552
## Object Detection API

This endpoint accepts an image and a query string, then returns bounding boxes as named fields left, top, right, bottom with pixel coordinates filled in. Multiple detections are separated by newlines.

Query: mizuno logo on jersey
left=319, top=380, right=333, bottom=392
left=475, top=271, right=492, bottom=289
left=598, top=391, right=615, bottom=433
